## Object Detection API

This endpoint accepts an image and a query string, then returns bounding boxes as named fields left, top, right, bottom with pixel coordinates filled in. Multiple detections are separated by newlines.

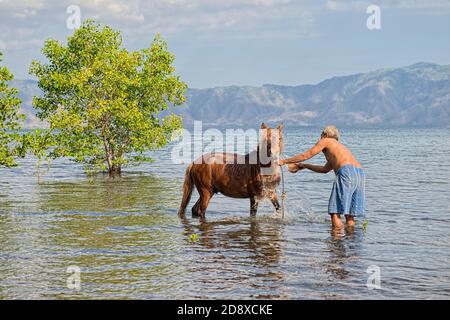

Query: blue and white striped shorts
left=328, top=165, right=366, bottom=217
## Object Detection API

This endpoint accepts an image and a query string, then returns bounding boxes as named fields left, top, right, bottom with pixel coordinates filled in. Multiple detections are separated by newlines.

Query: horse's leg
left=270, top=193, right=281, bottom=212
left=250, top=197, right=259, bottom=216
left=198, top=188, right=213, bottom=218
left=191, top=198, right=201, bottom=217
left=192, top=184, right=213, bottom=218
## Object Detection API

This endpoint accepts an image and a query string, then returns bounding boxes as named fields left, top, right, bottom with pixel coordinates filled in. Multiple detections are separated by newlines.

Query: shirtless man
left=279, top=126, right=365, bottom=228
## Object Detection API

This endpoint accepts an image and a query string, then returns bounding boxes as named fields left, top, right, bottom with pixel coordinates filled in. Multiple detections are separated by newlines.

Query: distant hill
left=12, top=62, right=450, bottom=128
left=11, top=79, right=46, bottom=129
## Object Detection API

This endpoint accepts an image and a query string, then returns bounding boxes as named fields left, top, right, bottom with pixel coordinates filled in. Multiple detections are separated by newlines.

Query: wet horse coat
left=178, top=123, right=284, bottom=217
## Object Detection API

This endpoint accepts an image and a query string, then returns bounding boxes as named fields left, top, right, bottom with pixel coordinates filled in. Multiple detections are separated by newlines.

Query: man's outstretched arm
left=288, top=161, right=332, bottom=174
left=280, top=139, right=327, bottom=164
left=302, top=162, right=332, bottom=173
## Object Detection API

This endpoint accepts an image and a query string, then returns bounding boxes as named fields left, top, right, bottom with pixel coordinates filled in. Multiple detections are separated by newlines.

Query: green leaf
left=0, top=51, right=23, bottom=167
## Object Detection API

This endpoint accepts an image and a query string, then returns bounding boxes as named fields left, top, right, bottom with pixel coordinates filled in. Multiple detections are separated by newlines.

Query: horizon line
left=12, top=61, right=448, bottom=90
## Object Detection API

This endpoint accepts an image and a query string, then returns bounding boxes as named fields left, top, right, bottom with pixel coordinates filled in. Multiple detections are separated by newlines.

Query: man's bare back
left=321, top=138, right=361, bottom=173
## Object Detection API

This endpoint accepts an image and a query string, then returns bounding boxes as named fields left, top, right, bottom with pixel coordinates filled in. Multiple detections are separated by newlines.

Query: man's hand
left=278, top=159, right=286, bottom=166
left=288, top=163, right=305, bottom=173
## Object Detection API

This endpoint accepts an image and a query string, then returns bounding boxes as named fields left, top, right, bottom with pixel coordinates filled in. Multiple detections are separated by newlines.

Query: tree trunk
left=101, top=114, right=120, bottom=176
left=109, top=164, right=122, bottom=177
left=106, top=152, right=121, bottom=176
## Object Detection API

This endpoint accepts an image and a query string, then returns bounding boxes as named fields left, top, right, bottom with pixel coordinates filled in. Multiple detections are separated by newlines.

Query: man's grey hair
left=321, top=125, right=340, bottom=140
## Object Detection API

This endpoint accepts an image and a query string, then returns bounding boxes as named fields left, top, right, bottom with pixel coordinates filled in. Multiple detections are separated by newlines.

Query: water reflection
left=0, top=181, right=13, bottom=212
left=0, top=174, right=190, bottom=299
left=36, top=174, right=178, bottom=213
left=180, top=215, right=288, bottom=299
left=324, top=227, right=364, bottom=281
left=181, top=216, right=283, bottom=266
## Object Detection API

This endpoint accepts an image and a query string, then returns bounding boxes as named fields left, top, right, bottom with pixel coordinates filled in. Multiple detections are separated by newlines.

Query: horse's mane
left=224, top=130, right=273, bottom=178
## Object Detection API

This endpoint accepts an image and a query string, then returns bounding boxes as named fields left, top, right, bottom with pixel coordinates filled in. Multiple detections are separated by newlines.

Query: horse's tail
left=178, top=163, right=193, bottom=215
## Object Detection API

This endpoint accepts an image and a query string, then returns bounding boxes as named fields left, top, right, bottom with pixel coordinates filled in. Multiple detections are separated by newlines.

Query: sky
left=1, top=0, right=450, bottom=88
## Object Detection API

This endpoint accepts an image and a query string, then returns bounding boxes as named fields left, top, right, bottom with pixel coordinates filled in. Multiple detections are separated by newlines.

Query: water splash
left=274, top=193, right=329, bottom=224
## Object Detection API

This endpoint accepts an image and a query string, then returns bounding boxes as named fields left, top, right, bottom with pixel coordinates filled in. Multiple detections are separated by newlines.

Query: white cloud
left=0, top=0, right=316, bottom=45
left=2, top=0, right=449, bottom=55
left=324, top=0, right=367, bottom=11
left=389, top=0, right=450, bottom=9
left=324, top=0, right=450, bottom=12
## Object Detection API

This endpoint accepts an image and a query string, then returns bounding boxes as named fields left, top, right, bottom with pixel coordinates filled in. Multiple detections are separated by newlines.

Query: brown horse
left=178, top=123, right=284, bottom=218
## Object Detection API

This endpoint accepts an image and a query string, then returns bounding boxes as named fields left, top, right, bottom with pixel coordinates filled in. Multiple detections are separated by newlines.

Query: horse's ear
left=261, top=123, right=268, bottom=129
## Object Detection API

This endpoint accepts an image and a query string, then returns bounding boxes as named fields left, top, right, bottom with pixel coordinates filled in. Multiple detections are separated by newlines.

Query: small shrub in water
left=189, top=234, right=199, bottom=243
left=363, top=220, right=368, bottom=232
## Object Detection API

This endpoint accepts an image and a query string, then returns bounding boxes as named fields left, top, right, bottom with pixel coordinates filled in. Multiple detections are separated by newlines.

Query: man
left=279, top=126, right=365, bottom=228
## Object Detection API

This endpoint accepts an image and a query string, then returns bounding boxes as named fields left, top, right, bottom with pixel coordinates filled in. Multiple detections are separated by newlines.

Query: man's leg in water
left=330, top=213, right=344, bottom=228
left=345, top=215, right=355, bottom=227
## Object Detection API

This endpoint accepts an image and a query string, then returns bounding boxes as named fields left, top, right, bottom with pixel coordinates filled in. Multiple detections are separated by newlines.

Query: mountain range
left=12, top=62, right=450, bottom=128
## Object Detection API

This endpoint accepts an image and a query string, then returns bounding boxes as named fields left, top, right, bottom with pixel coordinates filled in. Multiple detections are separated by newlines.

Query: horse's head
left=259, top=123, right=284, bottom=162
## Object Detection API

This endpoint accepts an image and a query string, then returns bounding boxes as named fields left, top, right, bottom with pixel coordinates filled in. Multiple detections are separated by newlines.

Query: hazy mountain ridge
left=11, top=79, right=46, bottom=129
left=12, top=62, right=450, bottom=128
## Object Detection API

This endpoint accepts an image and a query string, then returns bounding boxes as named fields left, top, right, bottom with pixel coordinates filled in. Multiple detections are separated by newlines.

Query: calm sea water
left=0, top=127, right=449, bottom=299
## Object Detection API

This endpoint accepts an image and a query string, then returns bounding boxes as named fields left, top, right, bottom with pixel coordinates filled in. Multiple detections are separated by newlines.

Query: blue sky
left=1, top=0, right=450, bottom=88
